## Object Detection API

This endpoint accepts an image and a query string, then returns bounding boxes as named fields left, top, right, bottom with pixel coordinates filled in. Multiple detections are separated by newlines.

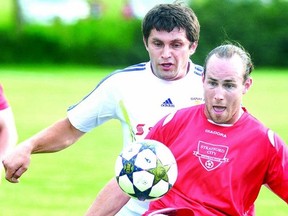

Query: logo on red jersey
left=193, top=141, right=229, bottom=171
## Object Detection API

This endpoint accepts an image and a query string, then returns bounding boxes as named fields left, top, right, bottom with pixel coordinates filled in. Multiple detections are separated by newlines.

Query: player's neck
left=208, top=107, right=244, bottom=127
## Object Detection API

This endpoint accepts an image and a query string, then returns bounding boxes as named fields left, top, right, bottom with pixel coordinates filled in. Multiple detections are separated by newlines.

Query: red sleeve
left=145, top=112, right=176, bottom=145
left=0, top=85, right=9, bottom=110
left=266, top=130, right=288, bottom=203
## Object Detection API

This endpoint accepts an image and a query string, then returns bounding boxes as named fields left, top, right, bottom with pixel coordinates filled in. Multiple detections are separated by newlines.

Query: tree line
left=0, top=0, right=287, bottom=68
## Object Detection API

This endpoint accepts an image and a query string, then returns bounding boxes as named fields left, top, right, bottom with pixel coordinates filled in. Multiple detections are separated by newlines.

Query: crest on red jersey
left=193, top=141, right=229, bottom=171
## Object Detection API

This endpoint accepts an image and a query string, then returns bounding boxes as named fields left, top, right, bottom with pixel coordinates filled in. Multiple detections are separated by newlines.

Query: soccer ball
left=115, top=139, right=178, bottom=201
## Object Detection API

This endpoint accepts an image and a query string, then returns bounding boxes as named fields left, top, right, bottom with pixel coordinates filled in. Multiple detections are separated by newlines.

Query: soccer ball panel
left=121, top=143, right=142, bottom=160
left=117, top=175, right=135, bottom=194
left=133, top=170, right=155, bottom=191
left=134, top=149, right=157, bottom=169
left=166, top=163, right=178, bottom=185
left=149, top=179, right=170, bottom=198
left=155, top=144, right=176, bottom=165
left=115, top=156, right=124, bottom=175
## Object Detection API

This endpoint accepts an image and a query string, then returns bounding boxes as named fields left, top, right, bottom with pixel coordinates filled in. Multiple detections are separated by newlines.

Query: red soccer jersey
left=0, top=84, right=9, bottom=110
left=144, top=104, right=288, bottom=216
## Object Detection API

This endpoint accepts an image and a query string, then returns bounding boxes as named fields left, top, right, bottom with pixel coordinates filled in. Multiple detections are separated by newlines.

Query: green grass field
left=0, top=65, right=287, bottom=215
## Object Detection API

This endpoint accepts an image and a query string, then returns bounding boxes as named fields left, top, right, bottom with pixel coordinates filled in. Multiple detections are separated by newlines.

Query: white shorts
left=115, top=199, right=149, bottom=216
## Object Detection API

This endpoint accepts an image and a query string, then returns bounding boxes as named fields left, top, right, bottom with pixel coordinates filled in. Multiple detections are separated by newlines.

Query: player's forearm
left=29, top=118, right=84, bottom=153
left=2, top=118, right=85, bottom=183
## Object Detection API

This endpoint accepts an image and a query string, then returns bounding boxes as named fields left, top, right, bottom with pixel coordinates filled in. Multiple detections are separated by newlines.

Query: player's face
left=144, top=28, right=197, bottom=81
left=203, top=54, right=252, bottom=124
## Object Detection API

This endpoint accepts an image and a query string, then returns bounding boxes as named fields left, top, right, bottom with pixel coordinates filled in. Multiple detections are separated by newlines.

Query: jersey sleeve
left=265, top=130, right=288, bottom=203
left=145, top=117, right=166, bottom=142
left=67, top=74, right=120, bottom=132
left=145, top=111, right=178, bottom=145
left=0, top=85, right=9, bottom=110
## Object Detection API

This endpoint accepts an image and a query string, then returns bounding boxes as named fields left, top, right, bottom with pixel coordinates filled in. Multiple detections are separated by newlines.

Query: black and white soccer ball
left=115, top=139, right=178, bottom=201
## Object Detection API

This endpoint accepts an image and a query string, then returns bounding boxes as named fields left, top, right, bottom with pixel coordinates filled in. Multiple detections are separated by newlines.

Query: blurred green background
left=0, top=0, right=287, bottom=67
left=0, top=0, right=287, bottom=215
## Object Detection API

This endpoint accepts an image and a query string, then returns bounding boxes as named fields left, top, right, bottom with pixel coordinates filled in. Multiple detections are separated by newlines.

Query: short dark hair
left=204, top=43, right=254, bottom=82
left=142, top=3, right=200, bottom=45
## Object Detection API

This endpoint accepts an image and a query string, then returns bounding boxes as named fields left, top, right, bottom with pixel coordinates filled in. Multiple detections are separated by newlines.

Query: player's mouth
left=213, top=106, right=226, bottom=114
left=160, top=63, right=173, bottom=71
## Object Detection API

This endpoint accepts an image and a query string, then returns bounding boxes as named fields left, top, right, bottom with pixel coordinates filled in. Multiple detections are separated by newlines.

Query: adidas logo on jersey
left=161, top=98, right=175, bottom=107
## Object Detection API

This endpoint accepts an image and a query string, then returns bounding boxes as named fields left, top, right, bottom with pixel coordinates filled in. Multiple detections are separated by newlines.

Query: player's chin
left=210, top=113, right=227, bottom=124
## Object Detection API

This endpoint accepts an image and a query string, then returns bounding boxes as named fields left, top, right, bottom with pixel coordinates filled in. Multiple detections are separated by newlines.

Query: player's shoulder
left=189, top=62, right=204, bottom=77
left=94, top=62, right=149, bottom=89
left=176, top=104, right=203, bottom=120
left=163, top=104, right=203, bottom=126
left=241, top=110, right=280, bottom=147
left=111, top=62, right=148, bottom=77
left=119, top=62, right=148, bottom=72
left=242, top=111, right=268, bottom=132
left=101, top=62, right=149, bottom=83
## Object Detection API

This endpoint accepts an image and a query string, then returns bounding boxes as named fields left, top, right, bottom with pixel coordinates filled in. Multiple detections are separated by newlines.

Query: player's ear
left=143, top=37, right=149, bottom=51
left=243, top=77, right=253, bottom=94
left=189, top=41, right=198, bottom=56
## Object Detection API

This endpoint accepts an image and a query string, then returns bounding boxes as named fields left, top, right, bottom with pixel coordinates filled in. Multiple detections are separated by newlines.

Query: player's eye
left=172, top=42, right=184, bottom=49
left=208, top=81, right=217, bottom=87
left=153, top=41, right=163, bottom=47
left=224, top=83, right=235, bottom=89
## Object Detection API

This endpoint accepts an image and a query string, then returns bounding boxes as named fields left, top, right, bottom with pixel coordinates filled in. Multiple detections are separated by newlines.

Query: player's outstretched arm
left=2, top=117, right=84, bottom=183
left=85, top=178, right=130, bottom=216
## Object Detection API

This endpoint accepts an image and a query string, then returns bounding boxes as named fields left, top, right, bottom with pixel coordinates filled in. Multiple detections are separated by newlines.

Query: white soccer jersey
left=67, top=61, right=204, bottom=215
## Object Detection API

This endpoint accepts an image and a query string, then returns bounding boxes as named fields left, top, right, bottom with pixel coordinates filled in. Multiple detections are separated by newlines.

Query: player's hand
left=2, top=142, right=32, bottom=183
